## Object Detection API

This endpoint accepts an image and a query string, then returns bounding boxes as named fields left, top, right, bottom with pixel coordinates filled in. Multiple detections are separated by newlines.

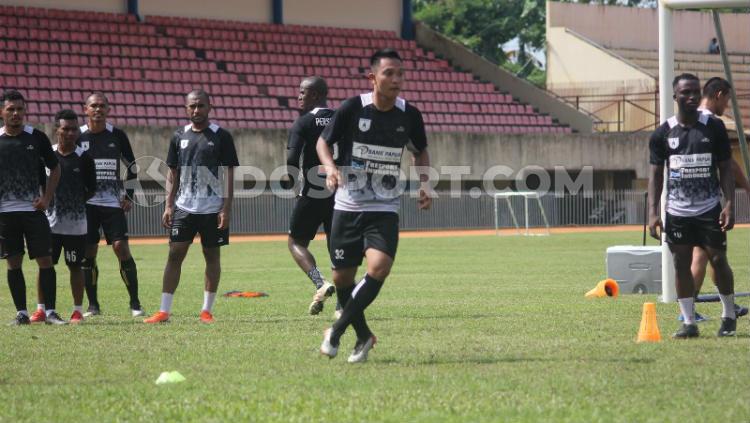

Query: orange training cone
left=636, top=302, right=661, bottom=343
left=585, top=278, right=619, bottom=298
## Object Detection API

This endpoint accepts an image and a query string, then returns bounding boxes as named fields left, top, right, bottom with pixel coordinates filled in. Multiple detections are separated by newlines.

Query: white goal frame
left=658, top=0, right=750, bottom=302
left=493, top=192, right=551, bottom=236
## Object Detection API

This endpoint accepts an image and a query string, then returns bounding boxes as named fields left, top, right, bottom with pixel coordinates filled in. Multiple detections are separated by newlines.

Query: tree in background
left=414, top=0, right=655, bottom=87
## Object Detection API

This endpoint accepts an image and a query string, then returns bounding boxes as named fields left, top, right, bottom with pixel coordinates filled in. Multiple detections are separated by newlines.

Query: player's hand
left=325, top=167, right=341, bottom=192
left=417, top=186, right=432, bottom=210
left=719, top=206, right=734, bottom=232
left=162, top=206, right=173, bottom=229
left=648, top=214, right=662, bottom=240
left=120, top=197, right=132, bottom=212
left=32, top=196, right=49, bottom=211
left=218, top=209, right=230, bottom=230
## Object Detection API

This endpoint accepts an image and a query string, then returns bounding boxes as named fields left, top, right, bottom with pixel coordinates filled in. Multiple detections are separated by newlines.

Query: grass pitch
left=1, top=229, right=748, bottom=422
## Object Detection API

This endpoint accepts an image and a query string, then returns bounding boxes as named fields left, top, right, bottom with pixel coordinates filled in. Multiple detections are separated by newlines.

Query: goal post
left=658, top=0, right=750, bottom=302
left=493, top=191, right=551, bottom=236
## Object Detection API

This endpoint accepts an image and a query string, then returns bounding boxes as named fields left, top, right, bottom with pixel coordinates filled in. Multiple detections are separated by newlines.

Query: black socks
left=331, top=274, right=383, bottom=345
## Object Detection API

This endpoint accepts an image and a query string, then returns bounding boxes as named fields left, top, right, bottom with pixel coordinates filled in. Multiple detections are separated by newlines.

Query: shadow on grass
left=375, top=355, right=657, bottom=366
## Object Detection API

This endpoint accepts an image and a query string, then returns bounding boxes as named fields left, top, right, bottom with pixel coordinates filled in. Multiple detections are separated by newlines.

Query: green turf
left=1, top=230, right=748, bottom=422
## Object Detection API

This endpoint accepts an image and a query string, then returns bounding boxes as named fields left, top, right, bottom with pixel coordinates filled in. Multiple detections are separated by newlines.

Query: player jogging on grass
left=316, top=49, right=432, bottom=362
left=144, top=89, right=238, bottom=324
left=286, top=76, right=343, bottom=317
left=648, top=73, right=737, bottom=339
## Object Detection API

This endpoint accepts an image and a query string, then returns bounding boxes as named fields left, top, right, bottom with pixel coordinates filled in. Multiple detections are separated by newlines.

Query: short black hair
left=86, top=92, right=109, bottom=105
left=302, top=76, right=328, bottom=99
left=703, top=77, right=732, bottom=99
left=186, top=89, right=211, bottom=104
left=54, top=109, right=79, bottom=127
left=370, top=48, right=402, bottom=69
left=1, top=89, right=25, bottom=103
left=672, top=73, right=700, bottom=90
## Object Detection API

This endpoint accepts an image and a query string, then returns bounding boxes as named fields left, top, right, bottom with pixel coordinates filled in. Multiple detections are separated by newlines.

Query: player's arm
left=34, top=134, right=60, bottom=211
left=730, top=159, right=750, bottom=195
left=646, top=127, right=666, bottom=240
left=408, top=106, right=431, bottom=210
left=119, top=130, right=137, bottom=211
left=316, top=136, right=339, bottom=191
left=218, top=166, right=234, bottom=230
left=163, top=134, right=181, bottom=229
left=83, top=153, right=97, bottom=201
left=714, top=119, right=734, bottom=231
left=284, top=119, right=305, bottom=189
left=718, top=158, right=734, bottom=231
left=218, top=131, right=239, bottom=230
left=317, top=99, right=354, bottom=191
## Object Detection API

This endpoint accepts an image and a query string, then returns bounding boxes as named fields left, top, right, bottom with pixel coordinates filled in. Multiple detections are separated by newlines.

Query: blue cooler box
left=606, top=246, right=662, bottom=294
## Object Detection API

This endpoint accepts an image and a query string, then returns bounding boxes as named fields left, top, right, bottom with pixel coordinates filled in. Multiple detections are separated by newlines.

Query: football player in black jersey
left=45, top=109, right=96, bottom=323
left=286, top=76, right=342, bottom=317
left=144, top=90, right=239, bottom=324
left=685, top=77, right=749, bottom=321
left=79, top=92, right=144, bottom=317
left=648, top=73, right=737, bottom=338
left=0, top=90, right=63, bottom=325
left=316, top=49, right=432, bottom=362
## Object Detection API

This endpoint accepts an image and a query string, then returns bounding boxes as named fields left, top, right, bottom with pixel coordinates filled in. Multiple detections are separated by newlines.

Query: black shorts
left=329, top=210, right=399, bottom=269
left=289, top=195, right=334, bottom=242
left=51, top=234, right=86, bottom=266
left=169, top=208, right=229, bottom=248
left=0, top=211, right=53, bottom=260
left=665, top=204, right=727, bottom=250
left=86, top=205, right=129, bottom=245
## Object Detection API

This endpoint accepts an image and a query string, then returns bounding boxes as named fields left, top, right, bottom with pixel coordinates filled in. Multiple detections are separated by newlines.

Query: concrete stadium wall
left=0, top=0, right=126, bottom=13
left=414, top=22, right=594, bottom=134
left=284, top=0, right=401, bottom=34
left=140, top=0, right=270, bottom=22
left=548, top=1, right=750, bottom=54
left=38, top=124, right=649, bottom=184
left=546, top=28, right=654, bottom=91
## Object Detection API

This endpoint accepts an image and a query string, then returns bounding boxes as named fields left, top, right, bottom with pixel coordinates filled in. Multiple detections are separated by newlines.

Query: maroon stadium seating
left=0, top=5, right=571, bottom=134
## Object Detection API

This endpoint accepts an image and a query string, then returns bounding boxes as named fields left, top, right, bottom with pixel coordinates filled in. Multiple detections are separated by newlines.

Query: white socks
left=160, top=293, right=174, bottom=313
left=45, top=309, right=56, bottom=317
left=73, top=305, right=83, bottom=313
left=202, top=291, right=216, bottom=312
left=678, top=297, right=695, bottom=325
left=719, top=293, right=735, bottom=319
left=37, top=304, right=46, bottom=312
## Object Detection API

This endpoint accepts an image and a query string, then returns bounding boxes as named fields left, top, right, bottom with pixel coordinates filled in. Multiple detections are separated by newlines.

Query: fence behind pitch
left=125, top=190, right=750, bottom=236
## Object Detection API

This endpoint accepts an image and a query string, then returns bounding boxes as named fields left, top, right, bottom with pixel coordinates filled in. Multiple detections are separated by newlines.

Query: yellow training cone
left=585, top=278, right=619, bottom=298
left=636, top=302, right=661, bottom=343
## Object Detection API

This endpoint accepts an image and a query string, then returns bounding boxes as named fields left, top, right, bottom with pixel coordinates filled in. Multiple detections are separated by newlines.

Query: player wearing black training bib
left=78, top=92, right=144, bottom=317
left=286, top=76, right=341, bottom=316
left=144, top=89, right=239, bottom=324
left=46, top=109, right=96, bottom=324
left=0, top=90, right=63, bottom=326
left=316, top=49, right=432, bottom=363
left=648, top=73, right=737, bottom=339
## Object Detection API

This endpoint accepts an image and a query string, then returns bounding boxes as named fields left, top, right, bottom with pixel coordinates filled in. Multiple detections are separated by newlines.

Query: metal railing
left=124, top=189, right=750, bottom=236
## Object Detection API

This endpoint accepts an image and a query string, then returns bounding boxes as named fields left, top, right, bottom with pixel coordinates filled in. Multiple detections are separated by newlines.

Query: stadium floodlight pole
left=712, top=11, right=750, bottom=175
left=657, top=0, right=750, bottom=302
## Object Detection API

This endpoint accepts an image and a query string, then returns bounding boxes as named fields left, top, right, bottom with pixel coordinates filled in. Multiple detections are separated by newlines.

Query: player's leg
left=197, top=213, right=229, bottom=323
left=664, top=212, right=698, bottom=338
left=2, top=213, right=30, bottom=324
left=288, top=197, right=335, bottom=314
left=684, top=246, right=709, bottom=322
left=31, top=234, right=63, bottom=323
left=82, top=204, right=101, bottom=315
left=104, top=206, right=142, bottom=315
left=25, top=212, right=64, bottom=325
left=66, top=236, right=87, bottom=323
left=321, top=197, right=343, bottom=319
left=144, top=208, right=194, bottom=323
left=704, top=246, right=736, bottom=336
